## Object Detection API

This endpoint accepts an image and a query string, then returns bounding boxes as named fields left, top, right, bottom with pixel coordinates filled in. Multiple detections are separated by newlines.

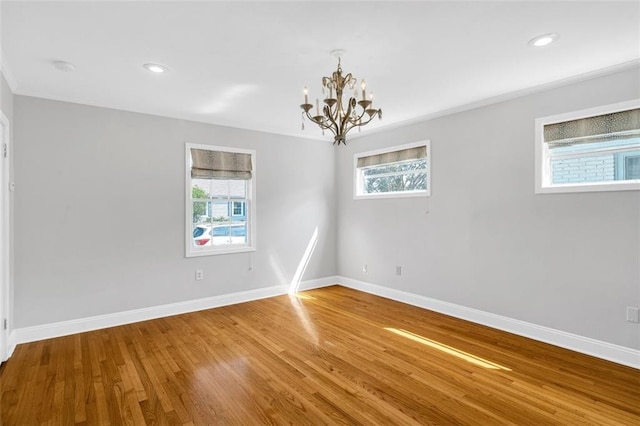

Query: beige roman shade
left=191, top=148, right=252, bottom=180
left=357, top=145, right=427, bottom=168
left=544, top=108, right=640, bottom=148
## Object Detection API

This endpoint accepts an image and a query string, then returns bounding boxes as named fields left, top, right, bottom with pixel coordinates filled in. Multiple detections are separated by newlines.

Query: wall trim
left=10, top=276, right=338, bottom=346
left=337, top=276, right=640, bottom=369
left=0, top=111, right=11, bottom=363
left=348, top=59, right=640, bottom=141
left=8, top=275, right=638, bottom=369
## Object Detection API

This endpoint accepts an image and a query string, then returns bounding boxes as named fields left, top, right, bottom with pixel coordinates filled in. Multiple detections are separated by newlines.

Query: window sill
left=535, top=180, right=640, bottom=194
left=186, top=245, right=256, bottom=258
left=354, top=190, right=430, bottom=200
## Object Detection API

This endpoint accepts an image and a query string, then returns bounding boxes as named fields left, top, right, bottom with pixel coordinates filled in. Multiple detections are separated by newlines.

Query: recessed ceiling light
left=53, top=60, right=76, bottom=72
left=143, top=63, right=168, bottom=73
left=528, top=33, right=559, bottom=48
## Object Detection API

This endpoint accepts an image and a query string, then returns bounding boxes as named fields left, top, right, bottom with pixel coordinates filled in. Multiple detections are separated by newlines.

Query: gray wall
left=0, top=73, right=12, bottom=120
left=336, top=67, right=640, bottom=350
left=14, top=96, right=336, bottom=328
left=11, top=67, right=640, bottom=352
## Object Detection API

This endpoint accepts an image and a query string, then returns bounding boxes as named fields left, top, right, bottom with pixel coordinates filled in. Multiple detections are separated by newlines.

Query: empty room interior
left=0, top=1, right=639, bottom=424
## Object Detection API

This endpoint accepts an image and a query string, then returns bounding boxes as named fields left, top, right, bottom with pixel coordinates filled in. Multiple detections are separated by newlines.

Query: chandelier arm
left=305, top=111, right=332, bottom=129
left=325, top=104, right=337, bottom=123
left=350, top=103, right=368, bottom=122
left=323, top=105, right=340, bottom=133
left=356, top=110, right=380, bottom=127
left=343, top=109, right=378, bottom=136
left=339, top=99, right=356, bottom=136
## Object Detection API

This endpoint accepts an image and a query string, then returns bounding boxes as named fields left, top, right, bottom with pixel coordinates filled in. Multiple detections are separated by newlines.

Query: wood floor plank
left=2, top=285, right=639, bottom=425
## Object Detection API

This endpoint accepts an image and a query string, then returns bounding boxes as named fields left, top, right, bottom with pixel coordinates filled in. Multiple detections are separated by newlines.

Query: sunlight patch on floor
left=292, top=293, right=316, bottom=300
left=288, top=294, right=319, bottom=346
left=385, top=327, right=511, bottom=371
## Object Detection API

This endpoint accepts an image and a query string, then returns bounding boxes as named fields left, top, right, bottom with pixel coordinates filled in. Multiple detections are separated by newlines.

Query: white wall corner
left=297, top=275, right=340, bottom=292
left=337, top=276, right=640, bottom=369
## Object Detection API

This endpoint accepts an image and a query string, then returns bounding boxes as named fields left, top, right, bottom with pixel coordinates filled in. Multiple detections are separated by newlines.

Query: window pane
left=228, top=180, right=247, bottom=198
left=550, top=153, right=615, bottom=184
left=363, top=159, right=426, bottom=176
left=210, top=201, right=230, bottom=222
left=192, top=184, right=209, bottom=201
left=625, top=155, right=640, bottom=179
left=192, top=201, right=209, bottom=223
left=364, top=172, right=427, bottom=193
left=549, top=139, right=640, bottom=184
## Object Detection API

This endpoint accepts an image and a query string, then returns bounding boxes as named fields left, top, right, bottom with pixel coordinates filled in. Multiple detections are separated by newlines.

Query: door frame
left=0, top=110, right=11, bottom=362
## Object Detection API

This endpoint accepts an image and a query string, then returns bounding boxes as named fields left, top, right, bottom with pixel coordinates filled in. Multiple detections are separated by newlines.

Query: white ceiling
left=2, top=1, right=639, bottom=141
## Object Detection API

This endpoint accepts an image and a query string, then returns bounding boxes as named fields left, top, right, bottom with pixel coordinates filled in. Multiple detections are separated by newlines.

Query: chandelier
left=300, top=57, right=382, bottom=145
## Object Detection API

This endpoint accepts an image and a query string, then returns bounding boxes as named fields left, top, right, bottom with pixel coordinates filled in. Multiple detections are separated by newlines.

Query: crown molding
left=349, top=59, right=640, bottom=141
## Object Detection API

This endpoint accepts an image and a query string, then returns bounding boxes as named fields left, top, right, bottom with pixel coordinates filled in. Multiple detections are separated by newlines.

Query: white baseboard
left=297, top=275, right=340, bottom=291
left=8, top=275, right=638, bottom=369
left=11, top=276, right=339, bottom=346
left=337, top=276, right=640, bottom=369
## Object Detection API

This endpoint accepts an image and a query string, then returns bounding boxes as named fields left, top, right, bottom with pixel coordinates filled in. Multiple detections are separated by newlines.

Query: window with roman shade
left=190, top=149, right=252, bottom=180
left=186, top=144, right=256, bottom=257
left=535, top=100, right=640, bottom=193
left=354, top=141, right=431, bottom=199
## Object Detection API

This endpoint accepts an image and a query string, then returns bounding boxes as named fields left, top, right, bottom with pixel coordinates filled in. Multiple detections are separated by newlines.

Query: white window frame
left=535, top=99, right=640, bottom=194
left=185, top=143, right=256, bottom=257
left=354, top=140, right=431, bottom=200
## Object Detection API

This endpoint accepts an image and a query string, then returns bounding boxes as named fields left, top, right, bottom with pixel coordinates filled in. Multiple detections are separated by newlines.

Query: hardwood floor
left=1, top=285, right=639, bottom=425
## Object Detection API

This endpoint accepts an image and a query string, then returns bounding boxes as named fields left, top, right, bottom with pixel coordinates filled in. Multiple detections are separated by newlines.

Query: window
left=354, top=141, right=430, bottom=199
left=535, top=100, right=640, bottom=193
left=186, top=144, right=256, bottom=257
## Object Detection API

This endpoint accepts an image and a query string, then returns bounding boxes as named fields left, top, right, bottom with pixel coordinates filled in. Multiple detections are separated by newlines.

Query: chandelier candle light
left=300, top=57, right=382, bottom=145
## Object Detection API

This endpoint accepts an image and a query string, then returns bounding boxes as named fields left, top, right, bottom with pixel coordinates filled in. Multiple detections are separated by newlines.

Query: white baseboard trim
left=9, top=275, right=637, bottom=369
left=11, top=276, right=339, bottom=346
left=337, top=276, right=640, bottom=369
left=297, top=275, right=340, bottom=291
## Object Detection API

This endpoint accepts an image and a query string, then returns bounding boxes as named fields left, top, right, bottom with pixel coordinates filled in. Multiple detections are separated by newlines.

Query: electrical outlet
left=396, top=266, right=402, bottom=276
left=195, top=269, right=204, bottom=281
left=363, top=264, right=367, bottom=273
left=626, top=307, right=639, bottom=323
